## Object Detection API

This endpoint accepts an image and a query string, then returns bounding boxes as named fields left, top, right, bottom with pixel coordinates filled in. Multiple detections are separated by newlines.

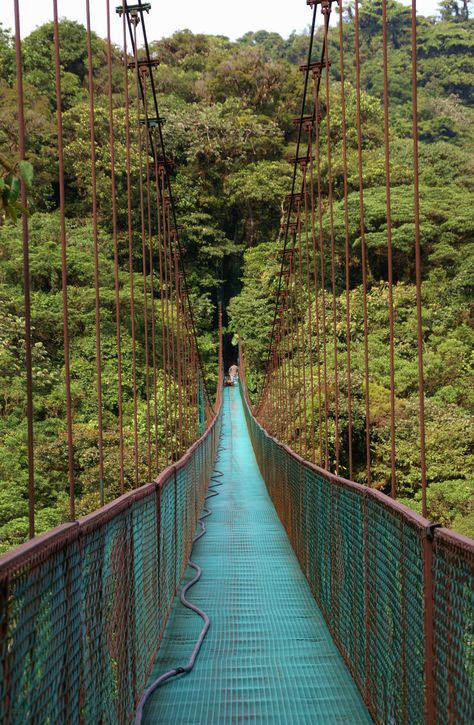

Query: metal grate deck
left=142, top=386, right=372, bottom=724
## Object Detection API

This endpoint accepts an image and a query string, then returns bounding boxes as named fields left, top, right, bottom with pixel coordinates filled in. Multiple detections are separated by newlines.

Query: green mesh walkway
left=142, top=386, right=372, bottom=724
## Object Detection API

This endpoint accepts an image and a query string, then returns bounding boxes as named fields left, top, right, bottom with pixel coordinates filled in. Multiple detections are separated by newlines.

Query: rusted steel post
left=155, top=161, right=170, bottom=463
left=134, top=59, right=152, bottom=480
left=295, top=194, right=309, bottom=458
left=14, top=0, right=35, bottom=536
left=300, top=148, right=316, bottom=463
left=307, top=120, right=324, bottom=466
left=411, top=0, right=428, bottom=516
left=144, top=119, right=160, bottom=472
left=86, top=0, right=105, bottom=505
left=106, top=0, right=125, bottom=494
left=382, top=0, right=397, bottom=498
left=312, top=71, right=330, bottom=469
left=122, top=8, right=140, bottom=487
left=353, top=0, right=372, bottom=486
left=53, top=0, right=75, bottom=518
left=337, top=0, right=354, bottom=479
left=171, top=232, right=184, bottom=456
left=321, top=12, right=340, bottom=474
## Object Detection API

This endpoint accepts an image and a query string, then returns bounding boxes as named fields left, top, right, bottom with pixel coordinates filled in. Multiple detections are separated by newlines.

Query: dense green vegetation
left=0, top=0, right=472, bottom=550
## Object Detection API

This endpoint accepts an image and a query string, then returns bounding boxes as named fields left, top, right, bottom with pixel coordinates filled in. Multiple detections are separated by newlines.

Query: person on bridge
left=228, top=363, right=238, bottom=384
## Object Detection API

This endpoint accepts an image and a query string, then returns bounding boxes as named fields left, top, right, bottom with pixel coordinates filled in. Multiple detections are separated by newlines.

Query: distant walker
left=228, top=364, right=238, bottom=385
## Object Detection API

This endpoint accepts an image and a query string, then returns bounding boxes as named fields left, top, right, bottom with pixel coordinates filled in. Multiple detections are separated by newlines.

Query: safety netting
left=433, top=529, right=474, bottom=723
left=242, top=383, right=474, bottom=725
left=0, top=412, right=221, bottom=724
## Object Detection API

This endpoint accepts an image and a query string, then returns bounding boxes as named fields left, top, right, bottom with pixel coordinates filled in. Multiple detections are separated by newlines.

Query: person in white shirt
left=228, top=364, right=238, bottom=384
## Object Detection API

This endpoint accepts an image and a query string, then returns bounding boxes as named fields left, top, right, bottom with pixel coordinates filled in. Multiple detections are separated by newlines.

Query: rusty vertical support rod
left=218, top=302, right=223, bottom=393
left=122, top=5, right=140, bottom=487
left=286, top=254, right=296, bottom=449
left=381, top=0, right=397, bottom=497
left=280, top=295, right=289, bottom=441
left=155, top=160, right=169, bottom=463
left=14, top=0, right=35, bottom=537
left=338, top=0, right=354, bottom=479
left=307, top=121, right=324, bottom=466
left=411, top=0, right=428, bottom=516
left=53, top=0, right=75, bottom=519
left=353, top=0, right=372, bottom=485
left=86, top=0, right=105, bottom=505
left=106, top=0, right=125, bottom=493
left=295, top=194, right=309, bottom=458
left=165, top=200, right=178, bottom=458
left=301, top=150, right=316, bottom=463
left=143, top=109, right=160, bottom=471
left=172, top=232, right=184, bottom=455
left=276, top=332, right=283, bottom=438
left=133, top=45, right=152, bottom=480
left=322, top=10, right=341, bottom=474
left=313, top=76, right=330, bottom=469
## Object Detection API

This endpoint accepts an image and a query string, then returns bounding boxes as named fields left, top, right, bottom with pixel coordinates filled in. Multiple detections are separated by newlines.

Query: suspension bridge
left=0, top=1, right=473, bottom=723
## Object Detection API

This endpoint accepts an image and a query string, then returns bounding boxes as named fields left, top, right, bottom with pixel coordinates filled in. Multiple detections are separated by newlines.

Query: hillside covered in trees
left=0, top=0, right=473, bottom=550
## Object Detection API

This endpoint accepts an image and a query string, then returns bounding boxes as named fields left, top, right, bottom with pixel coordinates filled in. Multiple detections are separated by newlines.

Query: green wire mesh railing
left=0, top=409, right=221, bottom=724
left=433, top=530, right=474, bottom=722
left=241, top=381, right=474, bottom=725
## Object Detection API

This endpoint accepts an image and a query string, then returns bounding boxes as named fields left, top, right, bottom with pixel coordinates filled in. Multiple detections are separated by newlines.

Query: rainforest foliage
left=0, top=0, right=473, bottom=550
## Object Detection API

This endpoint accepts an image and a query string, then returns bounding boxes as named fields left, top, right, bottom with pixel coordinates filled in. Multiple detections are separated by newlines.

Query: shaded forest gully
left=0, top=1, right=473, bottom=546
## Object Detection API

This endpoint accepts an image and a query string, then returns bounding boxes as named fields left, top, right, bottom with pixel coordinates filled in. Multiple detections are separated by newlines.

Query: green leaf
left=8, top=177, right=20, bottom=205
left=18, top=161, right=33, bottom=189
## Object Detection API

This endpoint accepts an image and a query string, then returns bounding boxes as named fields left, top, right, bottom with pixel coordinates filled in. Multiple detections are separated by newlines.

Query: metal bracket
left=307, top=0, right=334, bottom=14
left=426, top=523, right=442, bottom=541
left=127, top=58, right=160, bottom=70
left=116, top=3, right=151, bottom=19
left=140, top=117, right=165, bottom=128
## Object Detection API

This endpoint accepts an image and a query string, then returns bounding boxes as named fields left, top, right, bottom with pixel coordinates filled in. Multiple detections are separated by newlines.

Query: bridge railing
left=0, top=403, right=222, bottom=724
left=241, top=379, right=474, bottom=725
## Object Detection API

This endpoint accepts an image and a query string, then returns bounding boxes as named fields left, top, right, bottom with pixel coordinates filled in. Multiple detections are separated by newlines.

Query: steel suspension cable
left=307, top=118, right=324, bottom=466
left=133, top=44, right=152, bottom=479
left=411, top=0, right=428, bottom=516
left=86, top=0, right=105, bottom=505
left=381, top=0, right=397, bottom=498
left=322, top=6, right=341, bottom=473
left=337, top=0, right=354, bottom=479
left=106, top=0, right=125, bottom=494
left=122, top=6, right=140, bottom=487
left=353, top=0, right=372, bottom=485
left=312, top=68, right=330, bottom=469
left=14, top=0, right=35, bottom=537
left=301, top=151, right=317, bottom=462
left=143, top=84, right=160, bottom=471
left=53, top=0, right=75, bottom=518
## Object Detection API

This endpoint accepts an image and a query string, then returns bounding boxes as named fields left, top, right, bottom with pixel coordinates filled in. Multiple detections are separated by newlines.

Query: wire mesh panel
left=0, top=528, right=82, bottom=724
left=432, top=529, right=474, bottom=724
left=366, top=497, right=426, bottom=725
left=132, top=493, right=161, bottom=705
left=329, top=479, right=366, bottom=693
left=0, top=412, right=221, bottom=723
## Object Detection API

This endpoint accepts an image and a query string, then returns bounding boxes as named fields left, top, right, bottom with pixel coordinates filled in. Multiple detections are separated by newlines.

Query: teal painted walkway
left=143, top=386, right=371, bottom=724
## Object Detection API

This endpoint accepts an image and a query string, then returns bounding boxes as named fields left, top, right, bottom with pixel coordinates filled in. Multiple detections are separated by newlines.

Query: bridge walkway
left=142, top=386, right=371, bottom=724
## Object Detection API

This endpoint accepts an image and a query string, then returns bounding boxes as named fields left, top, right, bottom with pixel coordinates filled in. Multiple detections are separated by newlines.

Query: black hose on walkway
left=134, top=439, right=226, bottom=724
